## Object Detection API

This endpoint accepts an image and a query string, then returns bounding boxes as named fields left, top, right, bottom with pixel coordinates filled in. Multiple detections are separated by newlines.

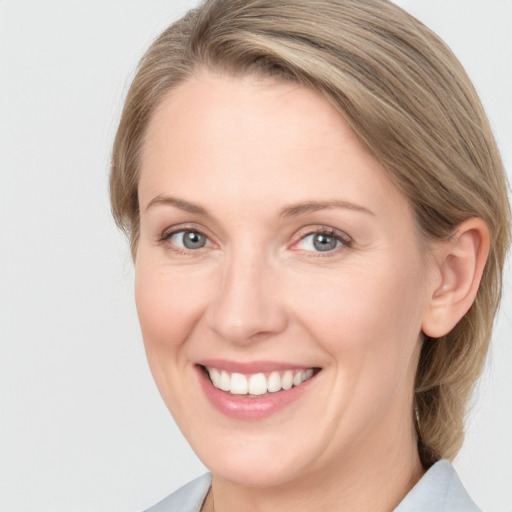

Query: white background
left=0, top=1, right=510, bottom=511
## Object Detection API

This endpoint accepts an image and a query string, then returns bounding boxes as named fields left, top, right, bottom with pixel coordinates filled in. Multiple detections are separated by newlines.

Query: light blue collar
left=394, top=459, right=481, bottom=511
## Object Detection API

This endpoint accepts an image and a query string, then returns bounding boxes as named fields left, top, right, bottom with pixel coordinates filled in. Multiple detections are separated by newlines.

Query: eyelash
left=158, top=225, right=212, bottom=255
left=292, top=227, right=352, bottom=256
left=158, top=225, right=352, bottom=256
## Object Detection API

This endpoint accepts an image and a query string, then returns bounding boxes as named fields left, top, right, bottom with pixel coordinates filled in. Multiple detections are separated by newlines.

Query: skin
left=135, top=72, right=486, bottom=512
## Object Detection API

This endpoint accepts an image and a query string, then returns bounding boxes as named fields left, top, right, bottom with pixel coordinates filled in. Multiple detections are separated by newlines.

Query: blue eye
left=168, top=230, right=209, bottom=250
left=295, top=231, right=347, bottom=252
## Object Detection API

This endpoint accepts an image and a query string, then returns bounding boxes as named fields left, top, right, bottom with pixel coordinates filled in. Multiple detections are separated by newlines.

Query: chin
left=202, top=448, right=307, bottom=489
left=183, top=419, right=331, bottom=489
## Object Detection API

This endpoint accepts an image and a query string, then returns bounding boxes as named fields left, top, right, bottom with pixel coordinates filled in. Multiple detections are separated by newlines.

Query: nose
left=206, top=249, right=289, bottom=345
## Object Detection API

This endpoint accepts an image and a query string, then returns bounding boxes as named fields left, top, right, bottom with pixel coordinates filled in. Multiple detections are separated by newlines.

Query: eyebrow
left=145, top=195, right=375, bottom=218
left=279, top=200, right=375, bottom=218
left=145, top=195, right=209, bottom=215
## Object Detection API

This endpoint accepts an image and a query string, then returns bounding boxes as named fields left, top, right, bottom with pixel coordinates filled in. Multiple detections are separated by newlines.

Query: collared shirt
left=144, top=459, right=481, bottom=512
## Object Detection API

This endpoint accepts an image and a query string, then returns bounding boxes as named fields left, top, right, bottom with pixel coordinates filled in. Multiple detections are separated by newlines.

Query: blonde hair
left=110, top=0, right=511, bottom=465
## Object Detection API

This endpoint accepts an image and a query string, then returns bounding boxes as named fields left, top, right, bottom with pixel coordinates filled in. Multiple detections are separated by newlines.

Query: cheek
left=288, top=256, right=427, bottom=365
left=291, top=260, right=426, bottom=429
left=134, top=261, right=216, bottom=420
left=134, top=263, right=209, bottom=357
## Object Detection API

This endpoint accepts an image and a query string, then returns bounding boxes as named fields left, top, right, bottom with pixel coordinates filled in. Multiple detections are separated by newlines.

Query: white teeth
left=219, top=371, right=230, bottom=391
left=205, top=366, right=316, bottom=395
left=209, top=368, right=220, bottom=387
left=230, top=373, right=248, bottom=394
left=267, top=371, right=281, bottom=392
left=248, top=373, right=267, bottom=395
left=281, top=370, right=293, bottom=390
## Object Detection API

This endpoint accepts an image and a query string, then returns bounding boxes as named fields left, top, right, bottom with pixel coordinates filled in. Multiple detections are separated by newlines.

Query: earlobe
left=422, top=218, right=490, bottom=338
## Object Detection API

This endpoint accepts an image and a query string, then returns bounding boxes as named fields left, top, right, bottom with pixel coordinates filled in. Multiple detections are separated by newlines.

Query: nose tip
left=206, top=260, right=288, bottom=345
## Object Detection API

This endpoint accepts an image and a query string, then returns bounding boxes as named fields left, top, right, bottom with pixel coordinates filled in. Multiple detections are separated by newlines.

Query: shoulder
left=394, top=459, right=481, bottom=512
left=142, top=473, right=212, bottom=512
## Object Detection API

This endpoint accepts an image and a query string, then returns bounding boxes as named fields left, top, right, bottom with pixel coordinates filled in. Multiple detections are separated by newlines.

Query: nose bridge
left=208, top=243, right=287, bottom=343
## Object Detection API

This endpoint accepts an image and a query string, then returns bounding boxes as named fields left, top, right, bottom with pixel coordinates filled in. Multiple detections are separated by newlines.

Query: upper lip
left=196, top=359, right=317, bottom=374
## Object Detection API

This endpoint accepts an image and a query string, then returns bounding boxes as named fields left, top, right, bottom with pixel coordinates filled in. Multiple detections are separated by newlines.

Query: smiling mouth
left=201, top=366, right=319, bottom=397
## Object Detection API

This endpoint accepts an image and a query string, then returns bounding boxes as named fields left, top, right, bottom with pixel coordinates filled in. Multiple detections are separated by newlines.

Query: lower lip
left=196, top=366, right=317, bottom=421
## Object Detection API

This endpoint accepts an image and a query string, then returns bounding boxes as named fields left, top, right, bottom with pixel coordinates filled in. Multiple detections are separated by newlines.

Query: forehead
left=142, top=73, right=354, bottom=162
left=139, top=72, right=407, bottom=220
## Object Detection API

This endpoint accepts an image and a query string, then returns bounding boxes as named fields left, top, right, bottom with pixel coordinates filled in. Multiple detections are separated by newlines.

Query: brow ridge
left=146, top=195, right=374, bottom=218
left=145, top=195, right=209, bottom=215
left=279, top=200, right=375, bottom=218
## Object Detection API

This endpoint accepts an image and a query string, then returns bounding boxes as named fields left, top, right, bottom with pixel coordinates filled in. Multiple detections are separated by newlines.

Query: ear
left=422, top=218, right=490, bottom=338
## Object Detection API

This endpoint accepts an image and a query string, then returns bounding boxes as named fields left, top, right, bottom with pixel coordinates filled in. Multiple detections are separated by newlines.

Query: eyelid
left=158, top=223, right=215, bottom=253
left=156, top=223, right=352, bottom=255
left=159, top=223, right=201, bottom=240
left=291, top=225, right=353, bottom=253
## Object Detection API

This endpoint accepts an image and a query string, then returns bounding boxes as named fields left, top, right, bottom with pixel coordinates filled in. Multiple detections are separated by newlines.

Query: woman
left=110, top=0, right=510, bottom=510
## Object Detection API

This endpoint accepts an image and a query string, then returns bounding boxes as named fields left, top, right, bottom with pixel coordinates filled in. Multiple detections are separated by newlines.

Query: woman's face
left=136, top=73, right=434, bottom=487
